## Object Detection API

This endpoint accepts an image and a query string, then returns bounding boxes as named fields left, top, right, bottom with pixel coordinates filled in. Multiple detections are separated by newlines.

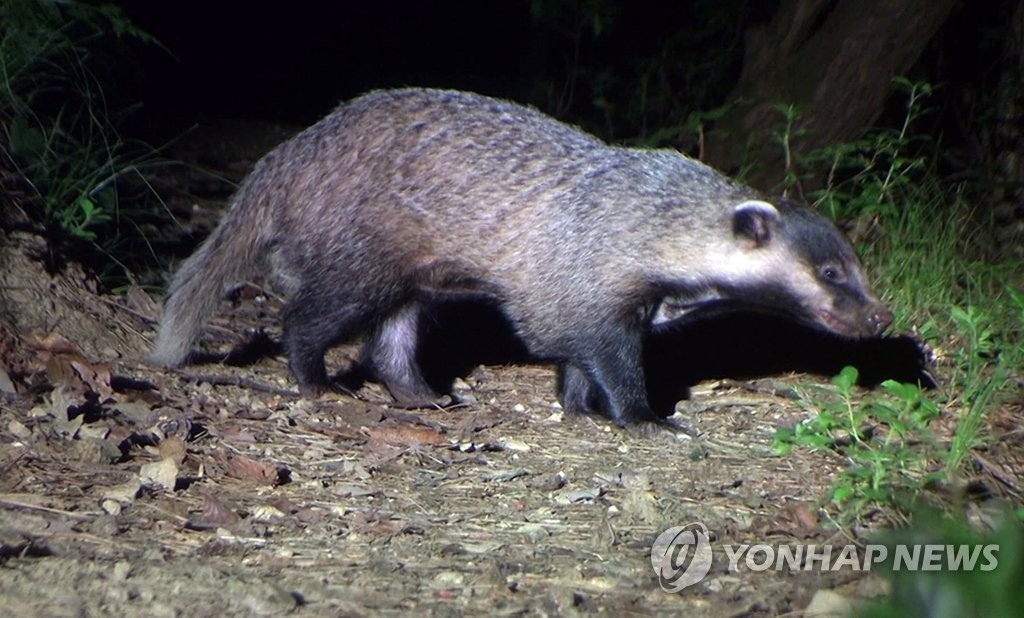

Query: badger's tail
left=148, top=171, right=276, bottom=368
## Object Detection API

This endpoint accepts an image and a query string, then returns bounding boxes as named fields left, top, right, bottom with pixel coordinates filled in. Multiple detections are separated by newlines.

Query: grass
left=773, top=366, right=944, bottom=516
left=1, top=0, right=163, bottom=286
left=771, top=78, right=1023, bottom=524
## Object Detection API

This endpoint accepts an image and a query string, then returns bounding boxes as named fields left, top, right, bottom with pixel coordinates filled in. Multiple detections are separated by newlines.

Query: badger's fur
left=150, top=88, right=891, bottom=426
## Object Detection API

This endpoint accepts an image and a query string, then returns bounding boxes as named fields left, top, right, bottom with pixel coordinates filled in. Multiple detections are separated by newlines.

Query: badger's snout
left=867, top=305, right=893, bottom=336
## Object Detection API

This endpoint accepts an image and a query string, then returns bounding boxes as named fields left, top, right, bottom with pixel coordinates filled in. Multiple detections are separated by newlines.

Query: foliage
left=774, top=366, right=943, bottom=518
left=771, top=102, right=804, bottom=190
left=529, top=0, right=763, bottom=147
left=772, top=77, right=1022, bottom=522
left=803, top=77, right=935, bottom=225
left=1, top=0, right=162, bottom=283
left=857, top=515, right=1024, bottom=618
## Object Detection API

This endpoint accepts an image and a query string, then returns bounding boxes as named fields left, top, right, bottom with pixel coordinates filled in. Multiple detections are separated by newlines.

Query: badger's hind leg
left=282, top=284, right=377, bottom=397
left=362, top=302, right=446, bottom=407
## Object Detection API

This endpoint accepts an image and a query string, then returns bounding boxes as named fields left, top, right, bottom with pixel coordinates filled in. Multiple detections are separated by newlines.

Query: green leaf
left=832, top=366, right=859, bottom=392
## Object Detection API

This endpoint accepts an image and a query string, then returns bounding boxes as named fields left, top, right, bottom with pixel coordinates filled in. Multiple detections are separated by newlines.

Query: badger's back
left=271, top=89, right=752, bottom=296
left=151, top=88, right=755, bottom=368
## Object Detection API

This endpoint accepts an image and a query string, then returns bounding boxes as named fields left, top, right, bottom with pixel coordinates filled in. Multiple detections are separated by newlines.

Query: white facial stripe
left=697, top=241, right=833, bottom=313
left=705, top=242, right=790, bottom=284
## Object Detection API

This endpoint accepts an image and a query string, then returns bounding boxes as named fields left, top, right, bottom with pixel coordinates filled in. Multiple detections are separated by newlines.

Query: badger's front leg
left=560, top=322, right=661, bottom=426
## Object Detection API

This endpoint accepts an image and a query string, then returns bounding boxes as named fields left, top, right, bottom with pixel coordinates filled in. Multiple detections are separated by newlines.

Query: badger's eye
left=820, top=264, right=846, bottom=283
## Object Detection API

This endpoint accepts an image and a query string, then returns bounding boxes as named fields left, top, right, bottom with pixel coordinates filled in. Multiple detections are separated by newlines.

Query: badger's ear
left=732, top=200, right=780, bottom=247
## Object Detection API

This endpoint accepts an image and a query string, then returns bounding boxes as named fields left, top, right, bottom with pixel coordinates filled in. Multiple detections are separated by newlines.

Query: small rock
left=111, top=401, right=157, bottom=426
left=804, top=589, right=855, bottom=617
left=112, top=560, right=132, bottom=581
left=497, top=437, right=531, bottom=452
left=518, top=523, right=550, bottom=542
left=48, top=388, right=82, bottom=439
left=102, top=478, right=142, bottom=505
left=139, top=458, right=179, bottom=492
left=0, top=369, right=15, bottom=394
left=8, top=419, right=31, bottom=440
left=69, top=437, right=122, bottom=464
left=555, top=488, right=602, bottom=504
left=432, top=571, right=466, bottom=588
left=528, top=472, right=567, bottom=491
left=250, top=504, right=287, bottom=523
left=703, top=575, right=741, bottom=594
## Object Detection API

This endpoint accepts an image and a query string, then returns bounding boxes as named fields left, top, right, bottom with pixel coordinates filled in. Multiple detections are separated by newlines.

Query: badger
left=150, top=88, right=892, bottom=426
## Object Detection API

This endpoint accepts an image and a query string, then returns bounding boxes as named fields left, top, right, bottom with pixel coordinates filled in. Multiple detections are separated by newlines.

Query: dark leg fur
left=283, top=287, right=374, bottom=396
left=557, top=363, right=601, bottom=416
left=561, top=324, right=661, bottom=426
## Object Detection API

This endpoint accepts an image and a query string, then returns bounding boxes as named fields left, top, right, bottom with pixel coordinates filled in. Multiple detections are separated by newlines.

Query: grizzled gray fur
left=150, top=88, right=891, bottom=426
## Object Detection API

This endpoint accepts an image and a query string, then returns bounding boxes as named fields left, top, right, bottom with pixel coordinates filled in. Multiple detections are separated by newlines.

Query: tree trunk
left=990, top=0, right=1024, bottom=260
left=704, top=0, right=956, bottom=191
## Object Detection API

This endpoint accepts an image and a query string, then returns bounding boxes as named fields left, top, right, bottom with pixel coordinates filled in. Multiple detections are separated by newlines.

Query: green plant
left=774, top=366, right=942, bottom=518
left=858, top=514, right=1024, bottom=618
left=804, top=77, right=934, bottom=225
left=945, top=304, right=1008, bottom=476
left=1, top=0, right=162, bottom=267
left=771, top=102, right=805, bottom=191
left=770, top=77, right=1023, bottom=522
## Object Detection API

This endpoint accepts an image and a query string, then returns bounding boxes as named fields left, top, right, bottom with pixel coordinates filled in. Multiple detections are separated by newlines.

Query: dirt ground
left=0, top=120, right=1010, bottom=616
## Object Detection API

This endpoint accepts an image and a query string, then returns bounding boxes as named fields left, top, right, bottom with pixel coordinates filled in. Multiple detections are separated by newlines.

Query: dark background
left=113, top=1, right=776, bottom=137
left=111, top=0, right=1004, bottom=153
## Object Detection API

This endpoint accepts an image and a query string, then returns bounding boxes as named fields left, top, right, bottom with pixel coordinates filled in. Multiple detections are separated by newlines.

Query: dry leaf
left=47, top=386, right=82, bottom=439
left=214, top=450, right=280, bottom=485
left=804, top=589, right=855, bottom=616
left=792, top=503, right=820, bottom=530
left=0, top=368, right=16, bottom=395
left=201, top=494, right=241, bottom=526
left=69, top=358, right=113, bottom=400
left=265, top=496, right=296, bottom=514
left=29, top=331, right=113, bottom=399
left=28, top=331, right=79, bottom=355
left=350, top=511, right=404, bottom=537
left=124, top=286, right=161, bottom=319
left=365, top=425, right=447, bottom=448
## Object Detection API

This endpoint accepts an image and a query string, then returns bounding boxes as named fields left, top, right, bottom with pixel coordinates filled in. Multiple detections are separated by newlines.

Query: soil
left=0, top=120, right=1014, bottom=617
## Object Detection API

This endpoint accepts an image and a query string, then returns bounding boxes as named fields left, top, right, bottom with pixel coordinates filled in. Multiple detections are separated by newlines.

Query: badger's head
left=655, top=199, right=892, bottom=338
left=770, top=201, right=891, bottom=337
